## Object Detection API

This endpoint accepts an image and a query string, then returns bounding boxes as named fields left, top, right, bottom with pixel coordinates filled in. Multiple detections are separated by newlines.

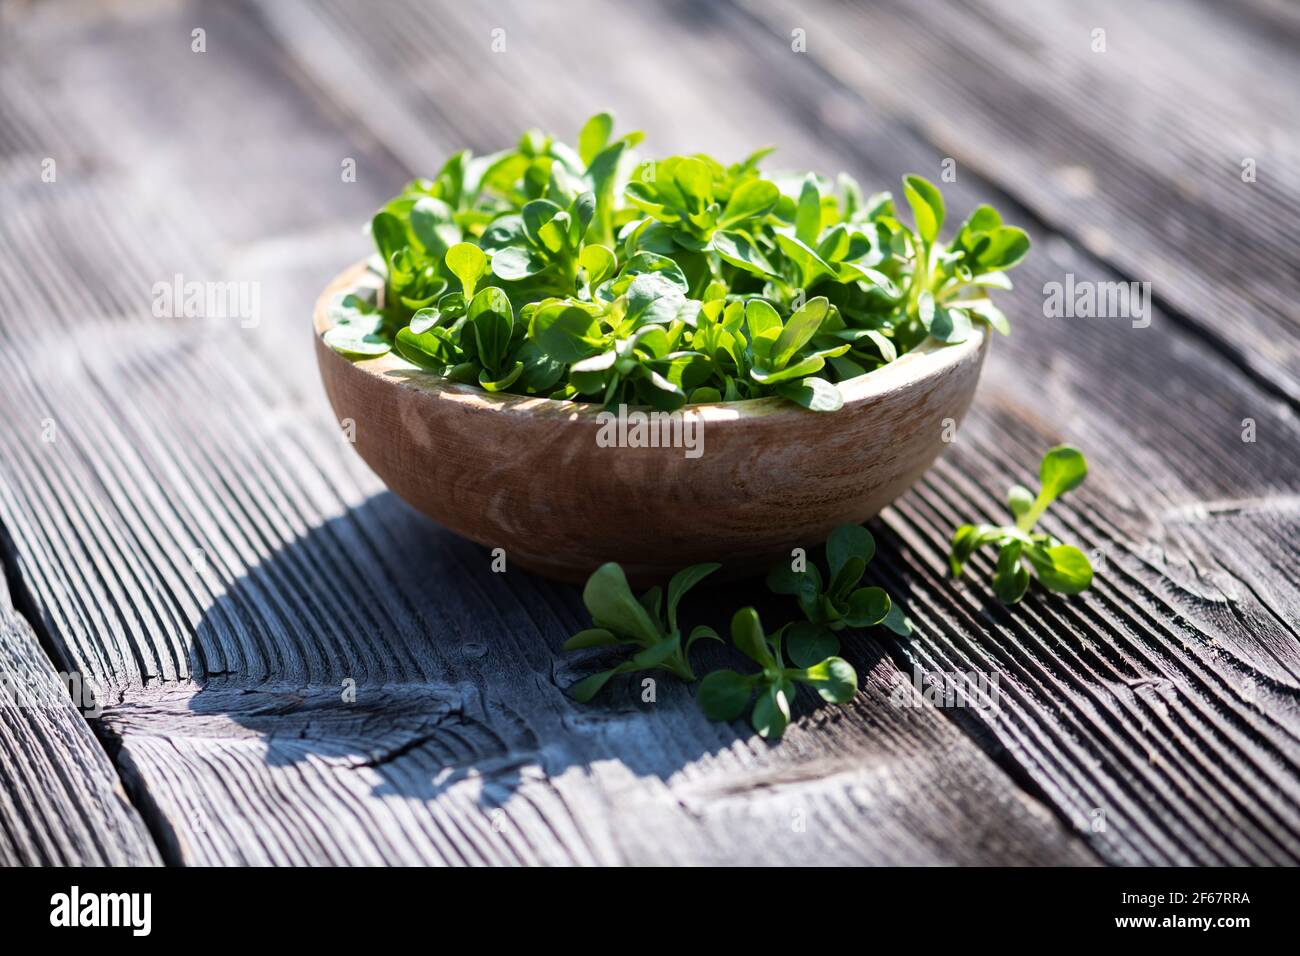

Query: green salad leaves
left=767, top=523, right=911, bottom=666
left=950, top=445, right=1095, bottom=603
left=563, top=561, right=721, bottom=702
left=698, top=609, right=857, bottom=742
left=563, top=523, right=904, bottom=740
left=327, top=112, right=1028, bottom=411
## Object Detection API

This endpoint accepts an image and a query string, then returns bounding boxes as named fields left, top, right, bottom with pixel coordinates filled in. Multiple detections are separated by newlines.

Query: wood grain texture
left=315, top=264, right=989, bottom=584
left=0, top=0, right=1294, bottom=867
left=740, top=0, right=1300, bottom=406
left=255, top=0, right=1300, bottom=866
left=0, top=0, right=1094, bottom=865
left=0, top=572, right=160, bottom=865
left=0, top=323, right=1089, bottom=863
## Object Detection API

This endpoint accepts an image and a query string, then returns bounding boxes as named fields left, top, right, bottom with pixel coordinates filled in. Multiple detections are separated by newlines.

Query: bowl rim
left=314, top=259, right=986, bottom=423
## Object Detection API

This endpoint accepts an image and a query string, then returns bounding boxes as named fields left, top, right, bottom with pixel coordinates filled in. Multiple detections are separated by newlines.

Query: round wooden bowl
left=314, top=261, right=988, bottom=585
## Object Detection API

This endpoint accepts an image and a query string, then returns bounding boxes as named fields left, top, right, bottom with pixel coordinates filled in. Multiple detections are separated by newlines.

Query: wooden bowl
left=314, top=261, right=988, bottom=585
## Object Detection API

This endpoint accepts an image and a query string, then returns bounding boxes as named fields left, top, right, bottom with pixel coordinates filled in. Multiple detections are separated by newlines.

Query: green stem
left=1016, top=495, right=1050, bottom=533
left=666, top=652, right=695, bottom=683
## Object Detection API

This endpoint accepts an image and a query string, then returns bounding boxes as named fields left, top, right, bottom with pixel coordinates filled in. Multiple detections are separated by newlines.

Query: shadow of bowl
left=314, top=261, right=988, bottom=585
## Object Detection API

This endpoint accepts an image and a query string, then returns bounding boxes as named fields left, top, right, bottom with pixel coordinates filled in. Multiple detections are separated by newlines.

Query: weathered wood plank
left=252, top=0, right=1300, bottom=865
left=740, top=0, right=1300, bottom=405
left=0, top=0, right=1094, bottom=865
left=0, top=567, right=161, bottom=866
left=0, top=319, right=1091, bottom=863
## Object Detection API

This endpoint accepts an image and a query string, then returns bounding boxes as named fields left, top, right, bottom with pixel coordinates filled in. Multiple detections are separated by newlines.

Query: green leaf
left=719, top=179, right=779, bottom=228
left=827, top=523, right=875, bottom=578
left=785, top=622, right=840, bottom=668
left=478, top=361, right=524, bottom=392
left=928, top=305, right=972, bottom=344
left=491, top=246, right=547, bottom=281
left=394, top=326, right=456, bottom=369
left=578, top=244, right=617, bottom=290
left=627, top=637, right=682, bottom=670
left=522, top=199, right=564, bottom=248
left=666, top=562, right=721, bottom=633
left=844, top=586, right=890, bottom=627
left=799, top=657, right=858, bottom=704
left=771, top=296, right=829, bottom=369
left=409, top=197, right=460, bottom=258
left=773, top=376, right=843, bottom=412
left=713, top=230, right=778, bottom=277
left=731, top=607, right=776, bottom=669
left=1029, top=544, right=1094, bottom=595
left=568, top=192, right=597, bottom=244
left=673, top=157, right=714, bottom=212
left=467, top=286, right=513, bottom=370
left=571, top=669, right=619, bottom=703
left=750, top=354, right=826, bottom=385
left=767, top=562, right=818, bottom=601
left=775, top=233, right=838, bottom=285
left=531, top=303, right=602, bottom=362
left=1007, top=484, right=1035, bottom=523
left=795, top=175, right=822, bottom=245
left=992, top=542, right=1030, bottom=604
left=976, top=226, right=1030, bottom=270
left=445, top=242, right=488, bottom=300
left=698, top=670, right=753, bottom=721
left=752, top=683, right=792, bottom=740
left=323, top=324, right=391, bottom=359
left=1038, top=445, right=1088, bottom=505
left=371, top=211, right=408, bottom=265
left=563, top=628, right=620, bottom=650
left=588, top=137, right=638, bottom=245
left=685, top=624, right=724, bottom=657
left=903, top=174, right=945, bottom=244
left=620, top=251, right=690, bottom=292
left=827, top=555, right=866, bottom=603
left=582, top=563, right=663, bottom=646
left=880, top=601, right=913, bottom=637
left=966, top=300, right=1011, bottom=336
left=578, top=112, right=614, bottom=168
left=744, top=298, right=783, bottom=345
left=950, top=524, right=977, bottom=578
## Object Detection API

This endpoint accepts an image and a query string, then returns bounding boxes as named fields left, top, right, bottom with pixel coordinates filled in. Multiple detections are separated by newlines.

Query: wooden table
left=1, top=0, right=1297, bottom=866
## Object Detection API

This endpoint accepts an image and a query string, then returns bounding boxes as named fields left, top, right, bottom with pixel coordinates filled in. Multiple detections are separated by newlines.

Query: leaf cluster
left=562, top=561, right=721, bottom=701
left=950, top=445, right=1094, bottom=603
left=326, top=113, right=1029, bottom=412
left=563, top=523, right=906, bottom=740
left=766, top=524, right=911, bottom=667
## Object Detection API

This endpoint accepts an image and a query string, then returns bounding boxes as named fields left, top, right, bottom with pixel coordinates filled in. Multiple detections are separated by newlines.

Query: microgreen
left=697, top=608, right=857, bottom=741
left=327, top=114, right=1028, bottom=411
left=322, top=292, right=393, bottom=358
left=766, top=523, right=912, bottom=666
left=950, top=445, right=1094, bottom=603
left=562, top=561, right=722, bottom=702
left=562, top=523, right=920, bottom=740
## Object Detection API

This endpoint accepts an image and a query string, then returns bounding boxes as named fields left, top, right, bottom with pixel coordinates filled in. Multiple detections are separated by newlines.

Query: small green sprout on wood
left=949, top=445, right=1094, bottom=604
left=562, top=561, right=722, bottom=701
left=563, top=523, right=908, bottom=740
left=698, top=608, right=856, bottom=741
left=766, top=524, right=911, bottom=667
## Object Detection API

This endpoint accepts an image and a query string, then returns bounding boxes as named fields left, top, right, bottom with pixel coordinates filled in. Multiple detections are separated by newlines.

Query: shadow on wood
left=177, top=491, right=876, bottom=809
